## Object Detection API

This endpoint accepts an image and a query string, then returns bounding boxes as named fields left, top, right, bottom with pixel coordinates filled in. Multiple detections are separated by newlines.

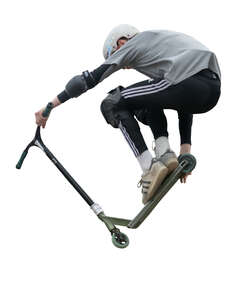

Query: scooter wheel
left=112, top=231, right=129, bottom=248
left=178, top=153, right=197, bottom=174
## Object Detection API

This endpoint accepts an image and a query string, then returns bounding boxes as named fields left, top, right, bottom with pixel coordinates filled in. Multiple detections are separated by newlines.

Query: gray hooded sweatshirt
left=103, top=30, right=221, bottom=84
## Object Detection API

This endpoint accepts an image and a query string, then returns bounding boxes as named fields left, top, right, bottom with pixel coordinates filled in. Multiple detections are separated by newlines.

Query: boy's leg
left=116, top=110, right=152, bottom=172
left=120, top=71, right=220, bottom=171
left=100, top=86, right=154, bottom=174
left=146, top=109, right=178, bottom=172
left=120, top=78, right=176, bottom=164
left=115, top=105, right=174, bottom=170
left=101, top=72, right=220, bottom=203
left=146, top=108, right=170, bottom=155
left=121, top=70, right=220, bottom=114
left=116, top=109, right=168, bottom=204
left=146, top=108, right=169, bottom=140
left=123, top=79, right=174, bottom=159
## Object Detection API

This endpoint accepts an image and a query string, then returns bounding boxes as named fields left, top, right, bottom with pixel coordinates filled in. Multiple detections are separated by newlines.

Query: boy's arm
left=35, top=63, right=123, bottom=128
left=57, top=64, right=120, bottom=103
left=178, top=111, right=193, bottom=154
left=178, top=111, right=193, bottom=183
left=56, top=41, right=138, bottom=103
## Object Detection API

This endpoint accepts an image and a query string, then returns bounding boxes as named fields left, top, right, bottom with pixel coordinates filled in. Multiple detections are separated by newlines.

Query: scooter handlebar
left=16, top=149, right=28, bottom=169
left=42, top=102, right=54, bottom=118
left=16, top=102, right=53, bottom=169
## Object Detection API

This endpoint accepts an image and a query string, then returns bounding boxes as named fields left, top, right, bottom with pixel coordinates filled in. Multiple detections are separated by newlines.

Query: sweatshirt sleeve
left=57, top=63, right=119, bottom=103
left=57, top=40, right=140, bottom=103
left=178, top=111, right=193, bottom=145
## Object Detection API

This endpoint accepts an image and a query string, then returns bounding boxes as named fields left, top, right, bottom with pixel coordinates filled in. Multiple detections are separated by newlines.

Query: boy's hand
left=35, top=108, right=49, bottom=128
left=180, top=172, right=192, bottom=183
left=35, top=97, right=61, bottom=128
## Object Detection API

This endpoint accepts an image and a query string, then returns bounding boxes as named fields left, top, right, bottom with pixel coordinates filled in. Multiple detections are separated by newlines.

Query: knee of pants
left=100, top=86, right=125, bottom=128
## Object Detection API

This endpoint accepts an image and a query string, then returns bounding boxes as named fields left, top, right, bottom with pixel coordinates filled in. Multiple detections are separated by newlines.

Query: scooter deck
left=127, top=161, right=185, bottom=228
left=102, top=160, right=186, bottom=230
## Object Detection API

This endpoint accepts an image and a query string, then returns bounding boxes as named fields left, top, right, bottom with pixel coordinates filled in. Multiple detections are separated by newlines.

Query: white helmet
left=103, top=24, right=140, bottom=59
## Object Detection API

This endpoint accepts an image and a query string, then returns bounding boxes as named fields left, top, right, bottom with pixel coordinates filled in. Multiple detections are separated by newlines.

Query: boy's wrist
left=180, top=143, right=191, bottom=154
left=52, top=97, right=62, bottom=108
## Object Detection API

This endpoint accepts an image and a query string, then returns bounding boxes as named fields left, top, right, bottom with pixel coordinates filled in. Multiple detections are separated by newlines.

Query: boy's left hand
left=180, top=172, right=192, bottom=183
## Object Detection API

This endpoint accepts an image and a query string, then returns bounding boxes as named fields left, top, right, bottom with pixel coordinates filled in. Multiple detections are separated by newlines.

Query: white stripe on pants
left=119, top=121, right=140, bottom=157
left=121, top=79, right=171, bottom=99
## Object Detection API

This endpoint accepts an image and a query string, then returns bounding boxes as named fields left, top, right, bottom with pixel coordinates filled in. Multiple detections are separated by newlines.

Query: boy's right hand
left=35, top=108, right=50, bottom=128
left=34, top=97, right=61, bottom=128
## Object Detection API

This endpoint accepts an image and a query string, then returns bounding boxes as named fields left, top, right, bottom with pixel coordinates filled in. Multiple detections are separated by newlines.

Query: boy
left=35, top=24, right=221, bottom=204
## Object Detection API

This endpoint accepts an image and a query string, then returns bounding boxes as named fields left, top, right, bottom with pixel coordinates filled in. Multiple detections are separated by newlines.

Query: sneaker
left=138, top=159, right=168, bottom=205
left=158, top=150, right=179, bottom=173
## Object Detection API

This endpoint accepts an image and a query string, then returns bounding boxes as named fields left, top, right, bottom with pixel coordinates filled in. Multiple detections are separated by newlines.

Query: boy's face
left=116, top=38, right=127, bottom=51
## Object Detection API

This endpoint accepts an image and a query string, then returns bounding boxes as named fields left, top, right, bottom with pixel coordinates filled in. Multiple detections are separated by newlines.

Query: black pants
left=117, top=69, right=221, bottom=157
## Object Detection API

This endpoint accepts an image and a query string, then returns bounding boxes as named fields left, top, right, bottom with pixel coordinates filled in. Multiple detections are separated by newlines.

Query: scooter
left=16, top=103, right=197, bottom=248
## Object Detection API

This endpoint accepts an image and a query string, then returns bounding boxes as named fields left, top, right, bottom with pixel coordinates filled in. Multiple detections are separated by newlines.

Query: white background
left=1, top=0, right=245, bottom=299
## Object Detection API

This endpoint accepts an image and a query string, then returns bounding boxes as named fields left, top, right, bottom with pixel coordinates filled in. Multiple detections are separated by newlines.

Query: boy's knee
left=100, top=86, right=127, bottom=128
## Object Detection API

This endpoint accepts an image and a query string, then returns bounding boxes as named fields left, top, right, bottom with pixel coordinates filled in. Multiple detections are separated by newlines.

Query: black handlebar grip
left=16, top=149, right=28, bottom=169
left=42, top=102, right=54, bottom=118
